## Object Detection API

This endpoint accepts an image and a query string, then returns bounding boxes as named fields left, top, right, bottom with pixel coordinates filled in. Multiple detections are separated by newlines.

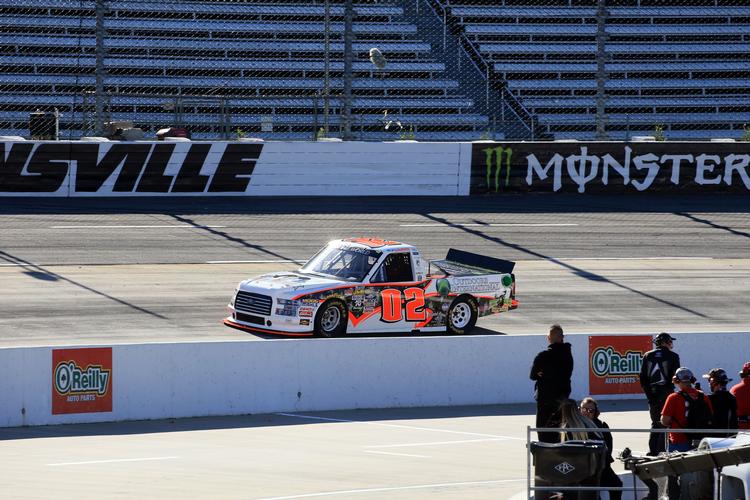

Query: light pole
left=595, top=0, right=609, bottom=140
left=323, top=0, right=330, bottom=137
left=342, top=0, right=353, bottom=140
left=95, top=0, right=107, bottom=136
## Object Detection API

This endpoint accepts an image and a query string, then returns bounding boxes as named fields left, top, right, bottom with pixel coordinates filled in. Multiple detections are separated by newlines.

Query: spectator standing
left=639, top=332, right=680, bottom=455
left=701, top=368, right=738, bottom=435
left=530, top=324, right=574, bottom=443
left=579, top=397, right=623, bottom=500
left=730, top=362, right=750, bottom=430
left=661, top=367, right=714, bottom=500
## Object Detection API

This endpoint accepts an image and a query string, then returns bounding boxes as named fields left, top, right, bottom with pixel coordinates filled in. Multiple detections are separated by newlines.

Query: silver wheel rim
left=450, top=302, right=471, bottom=329
left=321, top=305, right=341, bottom=332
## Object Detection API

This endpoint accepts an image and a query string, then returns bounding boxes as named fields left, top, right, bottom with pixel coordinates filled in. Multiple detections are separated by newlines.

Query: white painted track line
left=363, top=450, right=431, bottom=458
left=50, top=225, right=225, bottom=229
left=276, top=413, right=523, bottom=440
left=46, top=456, right=179, bottom=466
left=0, top=257, right=717, bottom=267
left=206, top=259, right=302, bottom=264
left=399, top=223, right=578, bottom=227
left=365, top=437, right=511, bottom=448
left=256, top=479, right=526, bottom=500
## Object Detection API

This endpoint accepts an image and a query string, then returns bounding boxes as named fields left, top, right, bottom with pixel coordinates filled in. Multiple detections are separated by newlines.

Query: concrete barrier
left=3, top=139, right=747, bottom=197
left=0, top=140, right=470, bottom=196
left=1, top=331, right=747, bottom=427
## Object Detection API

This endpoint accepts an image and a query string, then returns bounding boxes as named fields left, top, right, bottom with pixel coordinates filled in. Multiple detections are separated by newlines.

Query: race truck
left=224, top=238, right=518, bottom=337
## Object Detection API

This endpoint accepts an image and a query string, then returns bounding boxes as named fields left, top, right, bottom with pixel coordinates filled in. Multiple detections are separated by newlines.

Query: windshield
left=300, top=244, right=382, bottom=282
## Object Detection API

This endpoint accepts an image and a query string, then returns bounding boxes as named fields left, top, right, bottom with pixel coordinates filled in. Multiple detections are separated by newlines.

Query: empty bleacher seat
left=0, top=1, right=493, bottom=141
left=443, top=1, right=750, bottom=140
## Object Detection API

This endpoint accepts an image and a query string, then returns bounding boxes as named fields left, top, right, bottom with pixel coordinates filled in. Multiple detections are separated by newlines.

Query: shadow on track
left=0, top=400, right=646, bottom=441
left=224, top=322, right=507, bottom=340
left=169, top=213, right=301, bottom=263
left=417, top=213, right=709, bottom=319
left=0, top=250, right=168, bottom=320
left=676, top=211, right=750, bottom=240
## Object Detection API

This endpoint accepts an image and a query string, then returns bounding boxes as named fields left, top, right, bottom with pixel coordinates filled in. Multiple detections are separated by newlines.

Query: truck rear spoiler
left=431, top=248, right=515, bottom=276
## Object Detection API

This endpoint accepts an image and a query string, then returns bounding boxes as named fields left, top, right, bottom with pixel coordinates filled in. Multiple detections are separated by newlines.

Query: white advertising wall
left=1, top=331, right=747, bottom=428
left=0, top=140, right=471, bottom=197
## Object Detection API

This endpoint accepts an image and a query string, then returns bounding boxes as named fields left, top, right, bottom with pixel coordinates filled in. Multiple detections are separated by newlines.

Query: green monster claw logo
left=483, top=146, right=513, bottom=192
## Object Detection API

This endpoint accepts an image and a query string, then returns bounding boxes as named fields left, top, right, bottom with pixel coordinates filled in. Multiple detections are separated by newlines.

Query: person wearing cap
left=701, top=368, right=737, bottom=435
left=661, top=367, right=714, bottom=450
left=530, top=324, right=574, bottom=443
left=730, top=362, right=750, bottom=430
left=639, top=332, right=680, bottom=455
left=661, top=367, right=714, bottom=500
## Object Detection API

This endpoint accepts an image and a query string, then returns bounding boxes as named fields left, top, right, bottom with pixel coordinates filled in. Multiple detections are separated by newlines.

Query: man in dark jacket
left=639, top=332, right=680, bottom=455
left=530, top=324, right=574, bottom=443
left=701, top=367, right=738, bottom=436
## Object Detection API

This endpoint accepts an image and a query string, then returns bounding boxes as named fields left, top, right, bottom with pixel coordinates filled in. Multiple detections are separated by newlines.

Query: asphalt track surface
left=1, top=194, right=747, bottom=499
left=1, top=194, right=749, bottom=346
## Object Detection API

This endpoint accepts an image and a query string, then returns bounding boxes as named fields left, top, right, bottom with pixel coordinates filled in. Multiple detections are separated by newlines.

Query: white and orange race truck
left=224, top=238, right=517, bottom=337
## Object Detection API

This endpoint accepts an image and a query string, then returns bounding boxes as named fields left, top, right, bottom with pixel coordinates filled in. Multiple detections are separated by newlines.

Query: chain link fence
left=1, top=0, right=749, bottom=141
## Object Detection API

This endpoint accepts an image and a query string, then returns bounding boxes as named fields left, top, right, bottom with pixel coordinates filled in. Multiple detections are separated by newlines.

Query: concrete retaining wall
left=3, top=139, right=747, bottom=197
left=0, top=140, right=471, bottom=196
left=2, top=331, right=747, bottom=427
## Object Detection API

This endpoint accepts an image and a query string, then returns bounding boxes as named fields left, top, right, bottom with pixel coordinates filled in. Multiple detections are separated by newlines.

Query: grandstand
left=442, top=0, right=750, bottom=140
left=0, top=1, right=748, bottom=141
left=0, top=0, right=499, bottom=140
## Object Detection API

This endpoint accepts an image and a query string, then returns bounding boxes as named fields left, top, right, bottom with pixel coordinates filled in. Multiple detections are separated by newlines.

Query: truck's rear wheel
left=446, top=297, right=477, bottom=335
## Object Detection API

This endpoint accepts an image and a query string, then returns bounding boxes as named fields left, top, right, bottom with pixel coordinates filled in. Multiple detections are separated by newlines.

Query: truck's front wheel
left=314, top=300, right=347, bottom=338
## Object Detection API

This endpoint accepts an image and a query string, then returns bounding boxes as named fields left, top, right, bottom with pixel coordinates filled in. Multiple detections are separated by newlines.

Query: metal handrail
left=427, top=0, right=536, bottom=137
left=526, top=426, right=744, bottom=498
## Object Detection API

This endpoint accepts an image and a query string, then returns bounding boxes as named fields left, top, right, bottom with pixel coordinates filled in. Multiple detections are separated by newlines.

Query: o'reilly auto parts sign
left=52, top=347, right=113, bottom=415
left=588, top=335, right=651, bottom=396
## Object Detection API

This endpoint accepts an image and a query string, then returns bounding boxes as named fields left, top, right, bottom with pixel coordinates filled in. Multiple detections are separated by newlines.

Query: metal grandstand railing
left=1, top=0, right=749, bottom=141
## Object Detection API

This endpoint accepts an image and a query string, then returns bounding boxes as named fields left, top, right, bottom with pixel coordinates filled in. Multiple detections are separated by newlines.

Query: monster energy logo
left=484, top=146, right=513, bottom=192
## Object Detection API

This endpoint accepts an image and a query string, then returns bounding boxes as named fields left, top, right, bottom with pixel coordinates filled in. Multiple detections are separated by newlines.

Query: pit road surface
left=0, top=194, right=748, bottom=345
left=0, top=400, right=650, bottom=500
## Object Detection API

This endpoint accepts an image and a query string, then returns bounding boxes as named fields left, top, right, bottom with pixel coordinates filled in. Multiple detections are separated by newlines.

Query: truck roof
left=338, top=238, right=414, bottom=252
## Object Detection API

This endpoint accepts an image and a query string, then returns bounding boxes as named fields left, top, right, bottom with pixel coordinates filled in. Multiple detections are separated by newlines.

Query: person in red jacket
left=730, top=362, right=750, bottom=430
left=661, top=367, right=714, bottom=500
left=661, top=367, right=714, bottom=451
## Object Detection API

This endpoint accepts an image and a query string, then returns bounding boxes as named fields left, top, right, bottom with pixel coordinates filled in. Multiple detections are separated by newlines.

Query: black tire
left=314, top=300, right=347, bottom=338
left=446, top=296, right=478, bottom=335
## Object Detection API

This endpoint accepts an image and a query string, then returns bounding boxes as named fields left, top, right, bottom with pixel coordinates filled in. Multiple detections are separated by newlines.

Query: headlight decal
left=275, top=298, right=302, bottom=316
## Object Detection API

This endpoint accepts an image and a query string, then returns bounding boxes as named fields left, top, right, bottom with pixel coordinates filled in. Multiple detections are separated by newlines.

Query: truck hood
left=238, top=271, right=348, bottom=297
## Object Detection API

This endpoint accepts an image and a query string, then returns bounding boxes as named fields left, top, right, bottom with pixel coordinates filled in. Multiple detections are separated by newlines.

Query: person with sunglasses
left=580, top=397, right=623, bottom=500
